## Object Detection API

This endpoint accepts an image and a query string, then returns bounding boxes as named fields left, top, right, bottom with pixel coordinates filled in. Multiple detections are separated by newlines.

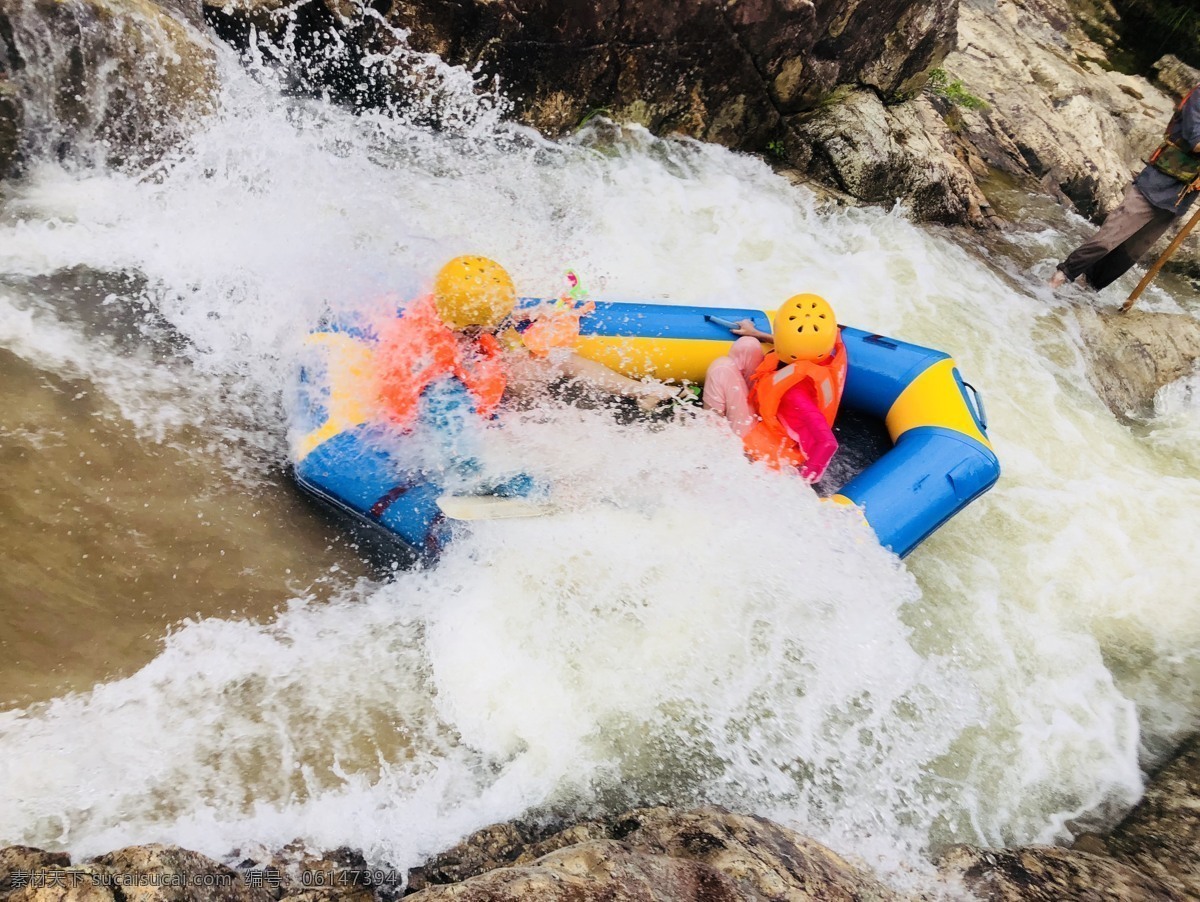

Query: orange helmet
left=432, top=256, right=516, bottom=329
left=772, top=294, right=837, bottom=363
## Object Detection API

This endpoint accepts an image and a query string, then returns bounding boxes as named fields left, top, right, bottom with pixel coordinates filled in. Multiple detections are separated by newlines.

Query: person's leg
left=557, top=352, right=678, bottom=410
left=1055, top=185, right=1173, bottom=286
left=1086, top=211, right=1177, bottom=290
left=703, top=337, right=763, bottom=437
left=727, top=335, right=766, bottom=380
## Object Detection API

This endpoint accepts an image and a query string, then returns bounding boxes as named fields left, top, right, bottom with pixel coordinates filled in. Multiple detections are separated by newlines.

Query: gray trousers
left=1058, top=184, right=1178, bottom=290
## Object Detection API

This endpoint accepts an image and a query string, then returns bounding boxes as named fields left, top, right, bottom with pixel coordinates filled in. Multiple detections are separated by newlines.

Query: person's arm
left=731, top=318, right=773, bottom=342
left=777, top=384, right=838, bottom=483
left=1179, top=85, right=1200, bottom=152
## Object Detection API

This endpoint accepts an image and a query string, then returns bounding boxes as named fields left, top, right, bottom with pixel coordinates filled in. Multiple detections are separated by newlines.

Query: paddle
left=436, top=494, right=557, bottom=520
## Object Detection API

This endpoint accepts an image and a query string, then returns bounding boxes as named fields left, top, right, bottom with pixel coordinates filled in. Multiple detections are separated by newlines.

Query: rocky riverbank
left=2, top=734, right=1197, bottom=899
left=0, top=0, right=1193, bottom=228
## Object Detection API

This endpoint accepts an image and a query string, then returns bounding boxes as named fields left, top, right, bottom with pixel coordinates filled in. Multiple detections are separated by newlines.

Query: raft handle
left=962, top=381, right=988, bottom=432
left=864, top=334, right=899, bottom=350
left=704, top=314, right=738, bottom=330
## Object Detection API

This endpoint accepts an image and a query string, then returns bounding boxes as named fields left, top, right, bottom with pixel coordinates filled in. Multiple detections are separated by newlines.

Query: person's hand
left=731, top=319, right=759, bottom=337
left=799, top=461, right=825, bottom=484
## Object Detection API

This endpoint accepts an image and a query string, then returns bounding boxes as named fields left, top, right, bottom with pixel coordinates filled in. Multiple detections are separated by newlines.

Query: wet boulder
left=784, top=88, right=997, bottom=227
left=1073, top=306, right=1200, bottom=417
left=937, top=727, right=1200, bottom=899
left=7, top=866, right=118, bottom=902
left=201, top=0, right=957, bottom=151
left=405, top=822, right=576, bottom=891
left=0, top=79, right=22, bottom=178
left=0, top=0, right=218, bottom=175
left=0, top=847, right=73, bottom=895
left=90, top=846, right=273, bottom=902
left=407, top=840, right=752, bottom=902
left=200, top=0, right=969, bottom=220
left=1104, top=733, right=1200, bottom=899
left=405, top=806, right=903, bottom=901
left=1151, top=55, right=1200, bottom=102
left=936, top=844, right=1186, bottom=901
left=229, top=844, right=381, bottom=902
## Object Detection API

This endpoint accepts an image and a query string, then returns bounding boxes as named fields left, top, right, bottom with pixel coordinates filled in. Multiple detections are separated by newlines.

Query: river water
left=1, top=11, right=1199, bottom=892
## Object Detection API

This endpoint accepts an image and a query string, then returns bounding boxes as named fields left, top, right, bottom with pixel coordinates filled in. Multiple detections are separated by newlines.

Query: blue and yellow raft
left=292, top=300, right=1000, bottom=564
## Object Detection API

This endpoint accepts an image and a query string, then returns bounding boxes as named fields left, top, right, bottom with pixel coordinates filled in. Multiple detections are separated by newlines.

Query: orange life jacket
left=742, top=335, right=847, bottom=469
left=374, top=296, right=507, bottom=429
left=520, top=298, right=596, bottom=356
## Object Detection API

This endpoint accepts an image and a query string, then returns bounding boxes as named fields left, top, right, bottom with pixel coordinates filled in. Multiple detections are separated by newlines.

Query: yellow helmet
left=772, top=293, right=838, bottom=363
left=432, top=256, right=516, bottom=329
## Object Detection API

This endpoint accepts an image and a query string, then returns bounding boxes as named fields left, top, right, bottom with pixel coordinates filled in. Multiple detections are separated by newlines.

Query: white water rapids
left=1, top=11, right=1199, bottom=893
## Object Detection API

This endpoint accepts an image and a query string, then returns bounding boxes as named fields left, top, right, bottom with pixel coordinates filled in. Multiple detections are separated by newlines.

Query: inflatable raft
left=291, top=300, right=1000, bottom=564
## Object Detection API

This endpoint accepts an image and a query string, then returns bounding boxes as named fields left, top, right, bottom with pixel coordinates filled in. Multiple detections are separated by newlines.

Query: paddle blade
left=436, top=494, right=556, bottom=520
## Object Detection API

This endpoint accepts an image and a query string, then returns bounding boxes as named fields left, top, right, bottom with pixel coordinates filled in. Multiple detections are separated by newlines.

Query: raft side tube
left=527, top=299, right=771, bottom=383
left=835, top=427, right=999, bottom=556
left=295, top=427, right=448, bottom=557
left=518, top=298, right=772, bottom=340
left=838, top=327, right=950, bottom=421
left=291, top=467, right=426, bottom=569
left=834, top=330, right=998, bottom=555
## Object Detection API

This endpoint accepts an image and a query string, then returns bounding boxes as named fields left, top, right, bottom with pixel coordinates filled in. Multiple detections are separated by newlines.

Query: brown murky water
left=0, top=347, right=372, bottom=709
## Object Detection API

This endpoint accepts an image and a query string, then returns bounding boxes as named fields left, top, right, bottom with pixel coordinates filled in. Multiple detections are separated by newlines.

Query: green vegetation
left=765, top=139, right=786, bottom=160
left=815, top=85, right=853, bottom=109
left=576, top=107, right=612, bottom=130
left=924, top=69, right=988, bottom=111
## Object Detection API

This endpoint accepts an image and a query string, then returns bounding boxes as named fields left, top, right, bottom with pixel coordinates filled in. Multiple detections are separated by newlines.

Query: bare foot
left=636, top=389, right=672, bottom=412
left=1049, top=269, right=1068, bottom=289
left=636, top=396, right=660, bottom=413
left=635, top=384, right=682, bottom=412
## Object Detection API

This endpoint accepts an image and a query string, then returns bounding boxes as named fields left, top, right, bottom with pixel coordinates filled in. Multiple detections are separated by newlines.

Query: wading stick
left=1123, top=204, right=1200, bottom=312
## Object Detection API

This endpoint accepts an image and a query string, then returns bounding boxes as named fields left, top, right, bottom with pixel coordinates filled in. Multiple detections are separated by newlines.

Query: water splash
left=0, top=406, right=973, bottom=876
